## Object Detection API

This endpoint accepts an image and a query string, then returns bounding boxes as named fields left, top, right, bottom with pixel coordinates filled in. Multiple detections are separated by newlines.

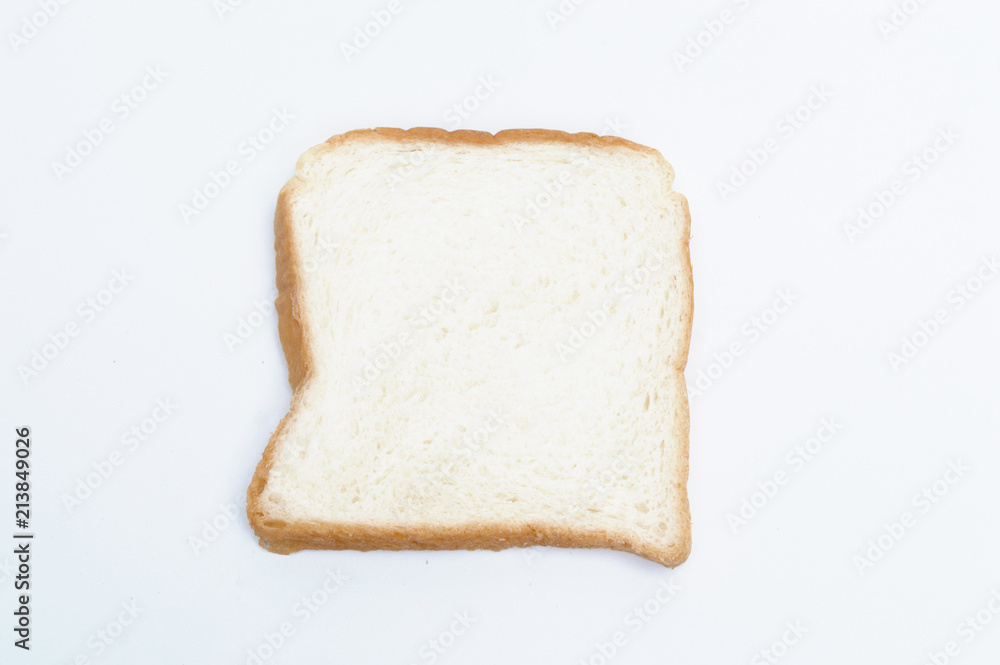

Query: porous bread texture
left=247, top=127, right=692, bottom=567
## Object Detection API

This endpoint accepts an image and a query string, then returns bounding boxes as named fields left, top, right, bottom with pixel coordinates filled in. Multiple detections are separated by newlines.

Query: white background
left=2, top=0, right=999, bottom=663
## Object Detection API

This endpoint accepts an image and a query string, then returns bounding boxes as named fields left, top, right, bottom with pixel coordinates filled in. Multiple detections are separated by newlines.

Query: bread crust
left=246, top=127, right=692, bottom=567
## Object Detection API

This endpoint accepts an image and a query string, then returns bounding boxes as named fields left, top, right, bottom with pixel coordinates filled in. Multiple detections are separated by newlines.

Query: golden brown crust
left=299, top=126, right=670, bottom=162
left=251, top=522, right=689, bottom=567
left=670, top=191, right=694, bottom=564
left=245, top=180, right=310, bottom=530
left=246, top=127, right=692, bottom=568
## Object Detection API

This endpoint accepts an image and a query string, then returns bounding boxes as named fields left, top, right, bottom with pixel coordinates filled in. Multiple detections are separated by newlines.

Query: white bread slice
left=246, top=128, right=692, bottom=567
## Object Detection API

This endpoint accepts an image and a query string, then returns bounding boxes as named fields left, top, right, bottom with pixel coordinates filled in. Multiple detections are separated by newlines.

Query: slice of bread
left=246, top=128, right=692, bottom=567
